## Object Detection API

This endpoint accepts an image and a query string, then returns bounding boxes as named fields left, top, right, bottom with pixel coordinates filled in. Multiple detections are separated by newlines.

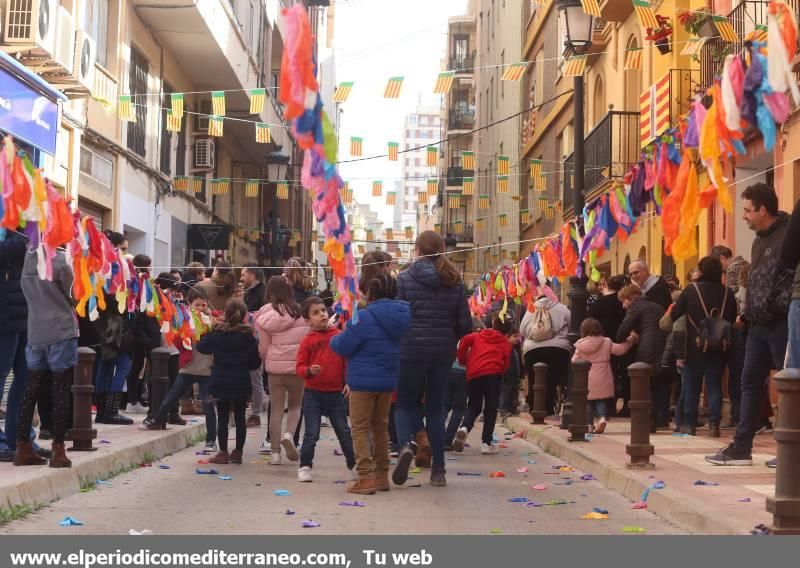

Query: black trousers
left=524, top=347, right=571, bottom=416
left=126, top=345, right=147, bottom=406
left=216, top=399, right=247, bottom=452
left=17, top=369, right=73, bottom=444
left=460, top=374, right=501, bottom=445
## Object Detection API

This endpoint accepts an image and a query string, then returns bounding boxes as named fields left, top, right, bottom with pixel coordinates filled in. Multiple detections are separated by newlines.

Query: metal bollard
left=766, top=368, right=800, bottom=535
left=68, top=347, right=97, bottom=452
left=626, top=362, right=654, bottom=469
left=149, top=348, right=171, bottom=430
left=568, top=359, right=591, bottom=442
left=531, top=363, right=548, bottom=424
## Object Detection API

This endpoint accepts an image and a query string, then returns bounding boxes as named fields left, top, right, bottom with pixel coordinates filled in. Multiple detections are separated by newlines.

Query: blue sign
left=0, top=67, right=59, bottom=155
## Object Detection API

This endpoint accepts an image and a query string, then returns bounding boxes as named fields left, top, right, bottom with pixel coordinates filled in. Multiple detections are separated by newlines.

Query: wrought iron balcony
left=446, top=167, right=465, bottom=187
left=448, top=110, right=475, bottom=130
left=449, top=54, right=476, bottom=73
left=445, top=223, right=474, bottom=245
left=563, top=111, right=639, bottom=213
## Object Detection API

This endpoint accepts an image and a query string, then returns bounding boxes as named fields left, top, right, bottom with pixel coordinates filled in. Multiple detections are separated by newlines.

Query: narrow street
left=3, top=424, right=684, bottom=535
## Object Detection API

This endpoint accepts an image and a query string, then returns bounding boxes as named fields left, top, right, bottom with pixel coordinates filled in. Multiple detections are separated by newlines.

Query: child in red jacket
left=452, top=314, right=513, bottom=454
left=295, top=297, right=356, bottom=483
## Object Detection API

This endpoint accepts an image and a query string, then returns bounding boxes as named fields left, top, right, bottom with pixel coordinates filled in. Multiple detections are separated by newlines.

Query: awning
left=0, top=51, right=67, bottom=102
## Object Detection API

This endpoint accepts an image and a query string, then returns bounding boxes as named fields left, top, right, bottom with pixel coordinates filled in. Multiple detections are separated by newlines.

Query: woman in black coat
left=392, top=231, right=472, bottom=488
left=662, top=256, right=736, bottom=436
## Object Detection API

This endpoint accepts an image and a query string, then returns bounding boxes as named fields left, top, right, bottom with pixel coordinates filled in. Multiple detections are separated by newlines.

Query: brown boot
left=13, top=441, right=48, bottom=466
left=347, top=477, right=377, bottom=495
left=209, top=451, right=230, bottom=464
left=375, top=470, right=390, bottom=491
left=229, top=449, right=243, bottom=464
left=415, top=430, right=432, bottom=468
left=49, top=442, right=72, bottom=469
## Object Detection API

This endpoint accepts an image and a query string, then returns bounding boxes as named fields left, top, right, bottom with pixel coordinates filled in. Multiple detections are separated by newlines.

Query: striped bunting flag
left=434, top=72, right=455, bottom=94
left=476, top=217, right=486, bottom=230
left=173, top=176, right=189, bottom=191
left=255, top=123, right=271, bottom=143
left=427, top=178, right=438, bottom=197
left=386, top=191, right=396, bottom=205
left=625, top=47, right=643, bottom=69
left=530, top=159, right=542, bottom=180
left=249, top=88, right=266, bottom=114
left=448, top=193, right=461, bottom=209
left=580, top=0, right=601, bottom=17
left=462, top=177, right=475, bottom=195
left=748, top=24, right=767, bottom=43
left=373, top=180, right=383, bottom=197
left=405, top=226, right=413, bottom=240
left=496, top=175, right=509, bottom=194
left=498, top=155, right=510, bottom=175
left=277, top=181, right=289, bottom=200
left=546, top=204, right=555, bottom=219
left=211, top=91, right=226, bottom=116
left=680, top=38, right=707, bottom=56
left=426, top=146, right=438, bottom=167
left=388, top=142, right=399, bottom=161
left=166, top=110, right=181, bottom=132
left=208, top=116, right=224, bottom=137
left=713, top=15, right=738, bottom=42
left=462, top=151, right=475, bottom=170
left=453, top=220, right=463, bottom=233
left=384, top=77, right=404, bottom=98
left=563, top=55, right=587, bottom=77
left=385, top=228, right=394, bottom=241
left=118, top=95, right=135, bottom=122
left=538, top=196, right=548, bottom=214
left=499, top=214, right=508, bottom=228
left=366, top=229, right=374, bottom=241
left=211, top=178, right=229, bottom=195
left=418, top=191, right=428, bottom=204
left=170, top=93, right=184, bottom=118
left=333, top=82, right=354, bottom=102
left=501, top=62, right=528, bottom=81
left=501, top=249, right=508, bottom=261
left=434, top=223, right=441, bottom=233
left=478, top=194, right=489, bottom=209
left=511, top=251, right=518, bottom=262
left=350, top=137, right=363, bottom=156
left=190, top=177, right=203, bottom=193
left=293, top=230, right=301, bottom=244
left=245, top=180, right=259, bottom=198
left=520, top=209, right=531, bottom=224
left=632, top=0, right=658, bottom=30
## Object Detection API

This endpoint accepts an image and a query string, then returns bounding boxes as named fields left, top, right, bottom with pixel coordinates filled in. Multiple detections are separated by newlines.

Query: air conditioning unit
left=2, top=0, right=56, bottom=57
left=195, top=100, right=212, bottom=133
left=194, top=138, right=215, bottom=169
left=51, top=4, right=73, bottom=74
left=70, top=29, right=95, bottom=91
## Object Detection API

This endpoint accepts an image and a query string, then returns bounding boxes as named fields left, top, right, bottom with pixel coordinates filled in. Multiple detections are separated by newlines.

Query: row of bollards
left=67, top=347, right=173, bottom=450
left=529, top=360, right=799, bottom=534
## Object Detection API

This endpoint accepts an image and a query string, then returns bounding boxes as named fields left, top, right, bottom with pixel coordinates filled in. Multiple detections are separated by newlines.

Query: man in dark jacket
left=0, top=232, right=48, bottom=462
left=706, top=184, right=793, bottom=467
left=628, top=260, right=672, bottom=310
left=780, top=198, right=800, bottom=371
left=241, top=264, right=266, bottom=313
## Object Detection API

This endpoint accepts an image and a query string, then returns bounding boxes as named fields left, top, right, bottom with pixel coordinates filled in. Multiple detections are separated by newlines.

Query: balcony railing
left=449, top=53, right=476, bottom=73
left=445, top=223, right=474, bottom=244
left=563, top=111, right=639, bottom=213
left=446, top=166, right=465, bottom=187
left=448, top=110, right=475, bottom=130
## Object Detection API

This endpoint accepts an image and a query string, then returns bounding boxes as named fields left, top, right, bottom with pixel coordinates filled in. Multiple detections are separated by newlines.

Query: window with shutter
left=127, top=48, right=148, bottom=157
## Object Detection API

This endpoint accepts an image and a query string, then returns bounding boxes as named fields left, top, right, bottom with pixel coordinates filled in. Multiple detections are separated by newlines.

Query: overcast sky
left=334, top=0, right=469, bottom=226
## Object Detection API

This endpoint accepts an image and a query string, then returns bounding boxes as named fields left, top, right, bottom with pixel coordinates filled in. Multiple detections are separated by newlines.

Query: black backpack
left=689, top=283, right=732, bottom=352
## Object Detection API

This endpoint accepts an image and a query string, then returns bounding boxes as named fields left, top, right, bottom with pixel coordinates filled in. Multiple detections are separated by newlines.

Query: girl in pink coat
left=573, top=318, right=637, bottom=433
left=254, top=276, right=309, bottom=464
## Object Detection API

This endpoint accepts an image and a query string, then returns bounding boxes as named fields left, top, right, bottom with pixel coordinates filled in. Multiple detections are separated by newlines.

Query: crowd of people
left=0, top=182, right=798, bottom=488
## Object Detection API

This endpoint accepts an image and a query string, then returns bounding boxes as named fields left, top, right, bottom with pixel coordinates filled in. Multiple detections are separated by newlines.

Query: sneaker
left=167, top=414, right=187, bottom=426
left=756, top=423, right=774, bottom=435
left=270, top=453, right=282, bottom=465
left=204, top=441, right=217, bottom=452
left=766, top=457, right=777, bottom=469
left=126, top=403, right=148, bottom=415
left=430, top=466, right=446, bottom=487
left=298, top=466, right=313, bottom=482
left=452, top=427, right=468, bottom=452
left=281, top=432, right=299, bottom=461
left=392, top=442, right=416, bottom=486
left=481, top=443, right=497, bottom=455
left=704, top=444, right=753, bottom=466
left=349, top=467, right=359, bottom=481
left=258, top=440, right=272, bottom=454
left=389, top=450, right=399, bottom=458
left=595, top=417, right=607, bottom=434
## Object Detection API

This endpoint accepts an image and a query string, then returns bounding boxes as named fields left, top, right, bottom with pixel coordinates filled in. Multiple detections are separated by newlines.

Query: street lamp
left=556, top=0, right=593, bottom=429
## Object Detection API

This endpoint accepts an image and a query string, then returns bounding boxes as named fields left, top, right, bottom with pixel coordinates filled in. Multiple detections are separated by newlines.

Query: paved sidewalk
left=504, top=415, right=777, bottom=535
left=0, top=415, right=205, bottom=513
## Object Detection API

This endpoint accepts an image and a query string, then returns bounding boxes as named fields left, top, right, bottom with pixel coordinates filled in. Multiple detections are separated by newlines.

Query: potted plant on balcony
left=645, top=15, right=674, bottom=54
left=678, top=8, right=717, bottom=38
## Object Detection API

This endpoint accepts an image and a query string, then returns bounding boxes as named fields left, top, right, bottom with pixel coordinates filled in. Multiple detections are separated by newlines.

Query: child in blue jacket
left=331, top=275, right=411, bottom=495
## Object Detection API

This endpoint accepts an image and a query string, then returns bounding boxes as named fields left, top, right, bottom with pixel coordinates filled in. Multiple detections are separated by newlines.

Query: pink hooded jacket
left=254, top=304, right=309, bottom=375
left=572, top=335, right=634, bottom=401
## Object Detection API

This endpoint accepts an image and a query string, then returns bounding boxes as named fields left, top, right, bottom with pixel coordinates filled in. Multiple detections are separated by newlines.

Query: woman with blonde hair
left=283, top=257, right=316, bottom=305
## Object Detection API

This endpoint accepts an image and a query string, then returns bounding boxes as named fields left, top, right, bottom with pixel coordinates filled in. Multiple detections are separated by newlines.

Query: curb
left=504, top=417, right=744, bottom=535
left=1, top=423, right=205, bottom=512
